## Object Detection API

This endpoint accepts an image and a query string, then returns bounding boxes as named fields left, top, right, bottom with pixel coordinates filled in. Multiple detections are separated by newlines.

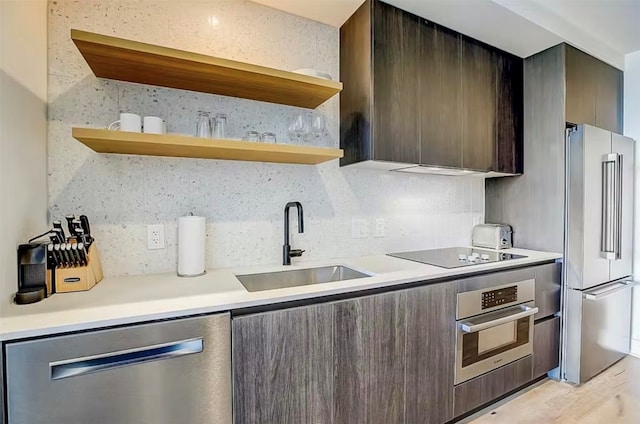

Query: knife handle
left=53, top=220, right=66, bottom=241
left=66, top=215, right=76, bottom=236
left=79, top=215, right=91, bottom=239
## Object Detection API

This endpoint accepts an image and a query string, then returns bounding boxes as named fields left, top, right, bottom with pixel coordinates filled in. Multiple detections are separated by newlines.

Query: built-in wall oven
left=455, top=279, right=538, bottom=384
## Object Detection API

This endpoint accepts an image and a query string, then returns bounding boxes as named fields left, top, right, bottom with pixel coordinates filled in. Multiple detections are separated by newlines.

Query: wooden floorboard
left=466, top=356, right=640, bottom=424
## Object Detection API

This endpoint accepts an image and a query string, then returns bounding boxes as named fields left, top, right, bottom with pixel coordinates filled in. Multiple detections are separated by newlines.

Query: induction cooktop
left=387, top=247, right=527, bottom=269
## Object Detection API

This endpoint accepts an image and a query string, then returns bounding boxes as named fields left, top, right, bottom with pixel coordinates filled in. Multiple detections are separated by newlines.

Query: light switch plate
left=147, top=224, right=165, bottom=250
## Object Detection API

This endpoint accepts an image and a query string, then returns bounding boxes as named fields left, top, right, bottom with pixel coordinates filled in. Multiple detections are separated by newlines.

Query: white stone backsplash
left=48, top=0, right=484, bottom=277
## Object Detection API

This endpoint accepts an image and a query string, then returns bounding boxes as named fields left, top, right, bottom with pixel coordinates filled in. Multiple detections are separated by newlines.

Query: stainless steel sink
left=236, top=265, right=372, bottom=292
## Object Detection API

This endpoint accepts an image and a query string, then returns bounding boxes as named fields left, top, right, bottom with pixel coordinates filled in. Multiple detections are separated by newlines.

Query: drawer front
left=533, top=316, right=561, bottom=378
left=534, top=263, right=561, bottom=320
left=5, top=313, right=231, bottom=424
left=453, top=355, right=533, bottom=417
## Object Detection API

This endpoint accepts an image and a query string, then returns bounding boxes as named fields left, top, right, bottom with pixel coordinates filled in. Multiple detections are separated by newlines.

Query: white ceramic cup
left=108, top=113, right=142, bottom=133
left=143, top=116, right=167, bottom=135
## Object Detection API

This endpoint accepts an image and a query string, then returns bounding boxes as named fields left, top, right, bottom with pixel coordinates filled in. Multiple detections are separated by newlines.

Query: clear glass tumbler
left=213, top=113, right=227, bottom=139
left=195, top=111, right=212, bottom=138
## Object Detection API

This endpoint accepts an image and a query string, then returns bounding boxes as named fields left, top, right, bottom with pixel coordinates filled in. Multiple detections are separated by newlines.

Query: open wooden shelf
left=71, top=29, right=342, bottom=109
left=72, top=128, right=344, bottom=165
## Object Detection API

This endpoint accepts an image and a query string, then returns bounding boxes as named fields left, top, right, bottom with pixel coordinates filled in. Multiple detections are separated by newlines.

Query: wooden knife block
left=54, top=244, right=104, bottom=293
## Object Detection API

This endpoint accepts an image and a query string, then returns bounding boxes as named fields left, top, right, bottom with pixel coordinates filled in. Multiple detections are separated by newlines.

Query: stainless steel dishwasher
left=4, top=313, right=231, bottom=424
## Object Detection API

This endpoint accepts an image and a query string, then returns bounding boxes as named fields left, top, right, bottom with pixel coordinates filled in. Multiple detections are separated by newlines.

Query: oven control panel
left=481, top=286, right=518, bottom=309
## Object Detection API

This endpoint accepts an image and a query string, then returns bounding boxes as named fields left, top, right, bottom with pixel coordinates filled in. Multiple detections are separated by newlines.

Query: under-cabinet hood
left=342, top=160, right=517, bottom=178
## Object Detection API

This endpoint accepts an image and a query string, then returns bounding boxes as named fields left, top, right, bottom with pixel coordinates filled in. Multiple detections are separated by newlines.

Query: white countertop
left=0, top=248, right=561, bottom=341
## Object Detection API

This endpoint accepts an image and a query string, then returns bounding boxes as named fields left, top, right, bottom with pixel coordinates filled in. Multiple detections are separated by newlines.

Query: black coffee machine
left=15, top=243, right=49, bottom=304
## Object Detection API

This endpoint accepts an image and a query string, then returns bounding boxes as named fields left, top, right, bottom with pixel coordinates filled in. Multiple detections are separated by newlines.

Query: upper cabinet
left=340, top=0, right=524, bottom=174
left=565, top=45, right=623, bottom=133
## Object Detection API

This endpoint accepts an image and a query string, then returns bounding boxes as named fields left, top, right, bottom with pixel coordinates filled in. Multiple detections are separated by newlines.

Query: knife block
left=54, top=244, right=104, bottom=293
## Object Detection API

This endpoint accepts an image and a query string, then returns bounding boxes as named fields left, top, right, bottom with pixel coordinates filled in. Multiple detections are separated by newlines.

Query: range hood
left=343, top=160, right=517, bottom=178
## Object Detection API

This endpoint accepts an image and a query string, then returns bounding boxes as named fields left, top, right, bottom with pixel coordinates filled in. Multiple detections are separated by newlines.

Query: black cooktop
left=387, top=247, right=527, bottom=269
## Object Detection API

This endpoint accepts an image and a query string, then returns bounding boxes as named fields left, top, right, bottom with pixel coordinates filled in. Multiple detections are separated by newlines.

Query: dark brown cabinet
left=405, top=282, right=457, bottom=424
left=334, top=291, right=407, bottom=424
left=419, top=23, right=463, bottom=168
left=565, top=45, right=623, bottom=133
left=340, top=0, right=524, bottom=174
left=371, top=1, right=421, bottom=163
left=461, top=39, right=496, bottom=171
left=232, top=304, right=334, bottom=424
left=533, top=317, right=561, bottom=378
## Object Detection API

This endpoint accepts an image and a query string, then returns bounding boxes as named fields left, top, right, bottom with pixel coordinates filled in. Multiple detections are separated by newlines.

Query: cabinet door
left=495, top=52, right=524, bottom=174
left=405, top=282, right=457, bottom=424
left=565, top=45, right=597, bottom=126
left=596, top=60, right=624, bottom=133
left=233, top=305, right=334, bottom=424
left=334, top=291, right=406, bottom=424
left=533, top=317, right=561, bottom=378
left=372, top=0, right=420, bottom=163
left=419, top=22, right=463, bottom=168
left=462, top=38, right=496, bottom=171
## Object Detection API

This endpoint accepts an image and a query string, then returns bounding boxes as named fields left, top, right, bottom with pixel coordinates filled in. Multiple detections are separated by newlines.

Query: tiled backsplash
left=48, top=0, right=484, bottom=277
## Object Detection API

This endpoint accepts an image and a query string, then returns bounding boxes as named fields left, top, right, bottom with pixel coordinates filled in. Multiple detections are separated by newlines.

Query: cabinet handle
left=50, top=338, right=203, bottom=380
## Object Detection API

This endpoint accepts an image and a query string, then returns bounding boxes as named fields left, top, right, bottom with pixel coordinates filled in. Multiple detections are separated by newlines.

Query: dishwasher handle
left=583, top=280, right=637, bottom=301
left=50, top=337, right=203, bottom=380
left=459, top=305, right=538, bottom=333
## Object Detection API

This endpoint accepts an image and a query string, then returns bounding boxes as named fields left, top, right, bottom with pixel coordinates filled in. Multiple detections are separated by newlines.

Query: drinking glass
left=195, top=111, right=212, bottom=138
left=260, top=132, right=277, bottom=143
left=310, top=113, right=326, bottom=137
left=243, top=131, right=260, bottom=142
left=288, top=114, right=309, bottom=142
left=213, top=113, right=227, bottom=139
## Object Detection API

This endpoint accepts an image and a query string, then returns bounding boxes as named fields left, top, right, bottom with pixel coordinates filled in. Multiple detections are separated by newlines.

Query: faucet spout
left=283, top=202, right=305, bottom=265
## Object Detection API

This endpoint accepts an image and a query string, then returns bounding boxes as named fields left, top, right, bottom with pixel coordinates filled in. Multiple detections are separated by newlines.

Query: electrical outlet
left=374, top=218, right=386, bottom=238
left=147, top=224, right=165, bottom=250
left=351, top=219, right=368, bottom=239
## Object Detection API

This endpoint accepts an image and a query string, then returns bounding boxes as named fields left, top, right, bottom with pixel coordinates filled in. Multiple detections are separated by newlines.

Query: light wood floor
left=467, top=356, right=640, bottom=424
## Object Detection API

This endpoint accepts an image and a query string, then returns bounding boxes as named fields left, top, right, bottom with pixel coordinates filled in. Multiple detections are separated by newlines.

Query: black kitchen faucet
left=283, top=202, right=305, bottom=265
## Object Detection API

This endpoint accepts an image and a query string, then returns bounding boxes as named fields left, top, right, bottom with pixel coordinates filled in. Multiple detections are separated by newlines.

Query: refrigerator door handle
left=615, top=153, right=623, bottom=260
left=583, top=280, right=637, bottom=301
left=600, top=153, right=619, bottom=259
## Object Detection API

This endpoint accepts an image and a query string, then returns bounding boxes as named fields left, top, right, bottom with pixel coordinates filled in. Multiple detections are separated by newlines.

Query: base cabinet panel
left=533, top=317, right=561, bottom=378
left=233, top=304, right=334, bottom=424
left=334, top=291, right=407, bottom=424
left=405, top=283, right=456, bottom=423
left=453, top=355, right=534, bottom=417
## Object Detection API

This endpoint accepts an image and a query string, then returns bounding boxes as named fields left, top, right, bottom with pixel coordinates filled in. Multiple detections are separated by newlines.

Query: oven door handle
left=459, top=305, right=538, bottom=333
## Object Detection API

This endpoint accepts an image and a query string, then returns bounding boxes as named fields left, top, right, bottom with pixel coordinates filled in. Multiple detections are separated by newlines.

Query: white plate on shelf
left=292, top=68, right=333, bottom=81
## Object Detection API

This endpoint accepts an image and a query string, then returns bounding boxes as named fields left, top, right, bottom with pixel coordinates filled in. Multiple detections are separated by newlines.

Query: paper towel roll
left=178, top=215, right=206, bottom=277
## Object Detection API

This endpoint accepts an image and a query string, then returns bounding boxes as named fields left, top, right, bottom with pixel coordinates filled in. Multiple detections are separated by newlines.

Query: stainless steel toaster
left=472, top=224, right=513, bottom=250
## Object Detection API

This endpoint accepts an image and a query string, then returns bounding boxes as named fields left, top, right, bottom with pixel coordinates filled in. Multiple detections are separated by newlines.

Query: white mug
left=143, top=116, right=167, bottom=135
left=108, top=113, right=142, bottom=133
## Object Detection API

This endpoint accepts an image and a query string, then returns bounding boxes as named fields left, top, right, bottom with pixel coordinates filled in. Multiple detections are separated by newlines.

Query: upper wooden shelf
left=71, top=29, right=342, bottom=109
left=72, top=128, right=343, bottom=165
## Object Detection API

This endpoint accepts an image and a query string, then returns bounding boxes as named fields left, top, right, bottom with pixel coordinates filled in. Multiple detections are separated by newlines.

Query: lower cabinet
left=232, top=284, right=456, bottom=424
left=453, top=356, right=534, bottom=417
left=334, top=291, right=407, bottom=424
left=533, top=316, right=561, bottom=378
left=232, top=303, right=334, bottom=424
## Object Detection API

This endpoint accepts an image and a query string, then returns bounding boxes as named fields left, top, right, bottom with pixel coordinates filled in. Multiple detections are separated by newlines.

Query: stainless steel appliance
left=4, top=313, right=232, bottom=424
left=563, top=124, right=636, bottom=384
left=388, top=247, right=526, bottom=269
left=455, top=279, right=538, bottom=384
left=472, top=224, right=513, bottom=250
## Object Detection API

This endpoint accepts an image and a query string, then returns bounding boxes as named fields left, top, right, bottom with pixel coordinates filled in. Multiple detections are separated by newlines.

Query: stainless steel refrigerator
left=562, top=124, right=636, bottom=384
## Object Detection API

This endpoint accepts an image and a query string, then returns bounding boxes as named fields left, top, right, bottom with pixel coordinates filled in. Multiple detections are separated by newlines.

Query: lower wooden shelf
left=72, top=127, right=344, bottom=165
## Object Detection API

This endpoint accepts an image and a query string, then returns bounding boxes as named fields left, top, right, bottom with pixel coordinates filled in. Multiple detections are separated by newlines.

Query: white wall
left=0, top=0, right=49, bottom=309
left=626, top=50, right=640, bottom=355
left=48, top=0, right=484, bottom=278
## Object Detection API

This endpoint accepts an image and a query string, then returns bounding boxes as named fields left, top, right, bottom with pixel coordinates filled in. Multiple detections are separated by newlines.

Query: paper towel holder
left=177, top=213, right=207, bottom=278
